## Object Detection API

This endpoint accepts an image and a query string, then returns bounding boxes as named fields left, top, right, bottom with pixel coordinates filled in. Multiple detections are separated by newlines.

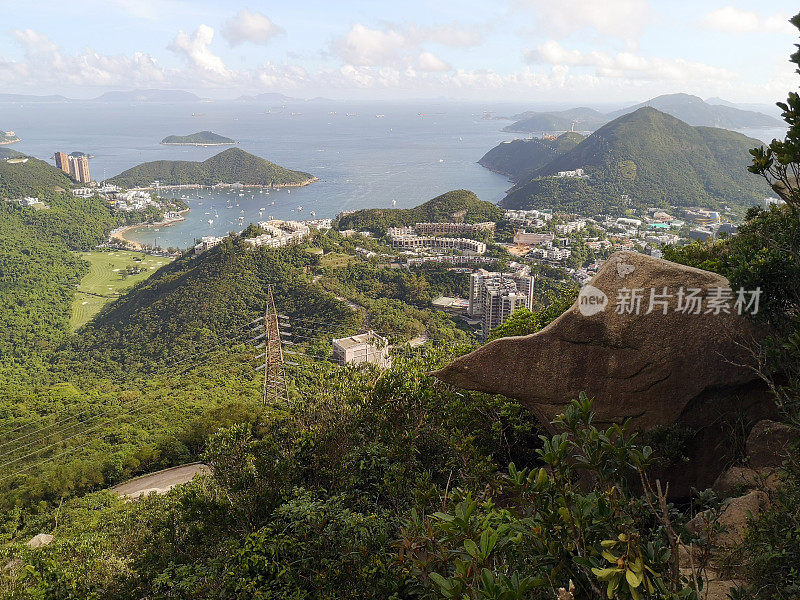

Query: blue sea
left=4, top=100, right=531, bottom=248
left=3, top=100, right=786, bottom=249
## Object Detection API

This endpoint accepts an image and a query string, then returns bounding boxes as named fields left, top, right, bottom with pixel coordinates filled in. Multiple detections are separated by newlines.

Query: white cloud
left=168, top=25, right=228, bottom=77
left=221, top=9, right=284, bottom=46
left=330, top=24, right=407, bottom=66
left=406, top=24, right=483, bottom=47
left=329, top=21, right=479, bottom=71
left=5, top=29, right=164, bottom=88
left=700, top=7, right=793, bottom=35
left=416, top=51, right=451, bottom=72
left=525, top=40, right=737, bottom=82
left=519, top=0, right=652, bottom=39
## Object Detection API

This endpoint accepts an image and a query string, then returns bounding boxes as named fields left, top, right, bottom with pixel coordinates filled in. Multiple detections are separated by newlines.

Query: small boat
left=310, top=211, right=316, bottom=216
left=208, top=219, right=214, bottom=225
left=297, top=206, right=303, bottom=211
left=270, top=201, right=275, bottom=206
left=392, top=200, right=397, bottom=206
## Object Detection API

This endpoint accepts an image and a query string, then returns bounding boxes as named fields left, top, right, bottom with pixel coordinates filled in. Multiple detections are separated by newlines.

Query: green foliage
left=337, top=190, right=504, bottom=235
left=398, top=396, right=697, bottom=600
left=488, top=286, right=578, bottom=341
left=0, top=157, right=73, bottom=198
left=502, top=108, right=771, bottom=215
left=748, top=15, right=800, bottom=212
left=70, top=238, right=360, bottom=374
left=732, top=462, right=800, bottom=599
left=108, top=148, right=314, bottom=188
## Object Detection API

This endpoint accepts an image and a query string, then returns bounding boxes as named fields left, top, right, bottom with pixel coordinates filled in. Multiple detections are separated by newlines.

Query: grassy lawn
left=319, top=252, right=356, bottom=269
left=71, top=250, right=172, bottom=330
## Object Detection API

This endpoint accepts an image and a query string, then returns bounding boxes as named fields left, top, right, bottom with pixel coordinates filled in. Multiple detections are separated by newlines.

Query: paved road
left=110, top=463, right=210, bottom=500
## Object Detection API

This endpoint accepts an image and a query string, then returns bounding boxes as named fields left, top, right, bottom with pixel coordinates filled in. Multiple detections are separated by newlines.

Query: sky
left=0, top=0, right=797, bottom=104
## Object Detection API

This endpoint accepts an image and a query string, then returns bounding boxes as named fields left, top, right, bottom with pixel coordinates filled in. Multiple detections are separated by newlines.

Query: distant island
left=1, top=130, right=20, bottom=145
left=160, top=131, right=237, bottom=146
left=108, top=147, right=315, bottom=188
left=504, top=93, right=783, bottom=134
left=94, top=89, right=203, bottom=103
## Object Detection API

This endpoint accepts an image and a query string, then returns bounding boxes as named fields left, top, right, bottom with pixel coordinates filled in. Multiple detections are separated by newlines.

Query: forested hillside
left=108, top=148, right=315, bottom=188
left=0, top=157, right=73, bottom=197
left=501, top=107, right=771, bottom=214
left=336, top=189, right=503, bottom=234
left=478, top=132, right=585, bottom=181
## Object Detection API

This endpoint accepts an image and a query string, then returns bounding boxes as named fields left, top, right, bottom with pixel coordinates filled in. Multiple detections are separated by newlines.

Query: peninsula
left=108, top=147, right=316, bottom=188
left=1, top=130, right=20, bottom=145
left=160, top=131, right=237, bottom=146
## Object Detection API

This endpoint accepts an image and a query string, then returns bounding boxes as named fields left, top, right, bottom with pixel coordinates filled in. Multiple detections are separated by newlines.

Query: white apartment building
left=468, top=269, right=534, bottom=340
left=194, top=236, right=224, bottom=255
left=386, top=229, right=486, bottom=254
left=555, top=220, right=587, bottom=234
left=72, top=188, right=95, bottom=198
left=332, top=331, right=391, bottom=368
left=555, top=168, right=586, bottom=178
left=413, top=221, right=496, bottom=236
left=245, top=220, right=311, bottom=248
left=504, top=209, right=553, bottom=227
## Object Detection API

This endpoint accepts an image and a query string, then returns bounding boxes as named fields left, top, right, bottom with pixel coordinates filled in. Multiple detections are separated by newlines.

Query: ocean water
left=3, top=100, right=786, bottom=249
left=3, top=100, right=525, bottom=248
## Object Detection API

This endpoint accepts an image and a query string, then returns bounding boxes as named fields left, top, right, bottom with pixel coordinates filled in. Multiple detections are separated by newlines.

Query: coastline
left=110, top=208, right=190, bottom=250
left=129, top=177, right=318, bottom=191
left=160, top=141, right=238, bottom=147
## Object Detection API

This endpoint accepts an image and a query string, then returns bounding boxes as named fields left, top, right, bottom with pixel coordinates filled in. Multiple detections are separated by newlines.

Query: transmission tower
left=255, top=286, right=289, bottom=406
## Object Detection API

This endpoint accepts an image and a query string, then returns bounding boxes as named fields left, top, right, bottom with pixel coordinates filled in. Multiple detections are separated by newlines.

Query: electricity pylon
left=257, top=286, right=289, bottom=406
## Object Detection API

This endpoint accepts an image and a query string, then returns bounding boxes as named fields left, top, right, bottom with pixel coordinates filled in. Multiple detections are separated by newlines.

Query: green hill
left=500, top=107, right=771, bottom=215
left=503, top=108, right=607, bottom=133
left=607, top=93, right=783, bottom=128
left=0, top=147, right=25, bottom=160
left=0, top=156, right=74, bottom=198
left=72, top=238, right=360, bottom=370
left=478, top=132, right=585, bottom=181
left=336, top=190, right=504, bottom=235
left=108, top=148, right=315, bottom=188
left=160, top=131, right=237, bottom=145
left=504, top=94, right=782, bottom=134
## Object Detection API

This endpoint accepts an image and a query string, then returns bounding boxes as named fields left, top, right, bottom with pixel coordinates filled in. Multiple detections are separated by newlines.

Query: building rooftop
left=332, top=332, right=386, bottom=350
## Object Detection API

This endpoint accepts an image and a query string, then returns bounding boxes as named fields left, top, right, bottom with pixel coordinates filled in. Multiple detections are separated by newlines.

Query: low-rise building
left=332, top=331, right=391, bottom=368
left=72, top=187, right=95, bottom=198
left=194, top=236, right=223, bottom=255
left=555, top=168, right=586, bottom=178
left=245, top=220, right=311, bottom=248
left=555, top=220, right=587, bottom=234
left=431, top=296, right=470, bottom=315
left=386, top=229, right=486, bottom=254
left=513, top=230, right=554, bottom=245
left=413, top=221, right=496, bottom=236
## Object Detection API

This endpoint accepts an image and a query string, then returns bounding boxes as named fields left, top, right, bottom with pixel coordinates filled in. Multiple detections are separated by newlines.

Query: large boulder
left=436, top=251, right=766, bottom=428
left=434, top=251, right=776, bottom=494
left=746, top=419, right=796, bottom=468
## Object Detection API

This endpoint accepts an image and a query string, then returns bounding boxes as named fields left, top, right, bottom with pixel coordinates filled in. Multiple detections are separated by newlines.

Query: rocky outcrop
left=434, top=251, right=777, bottom=494
left=26, top=533, right=54, bottom=548
left=746, top=419, right=796, bottom=468
left=436, top=251, right=767, bottom=429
